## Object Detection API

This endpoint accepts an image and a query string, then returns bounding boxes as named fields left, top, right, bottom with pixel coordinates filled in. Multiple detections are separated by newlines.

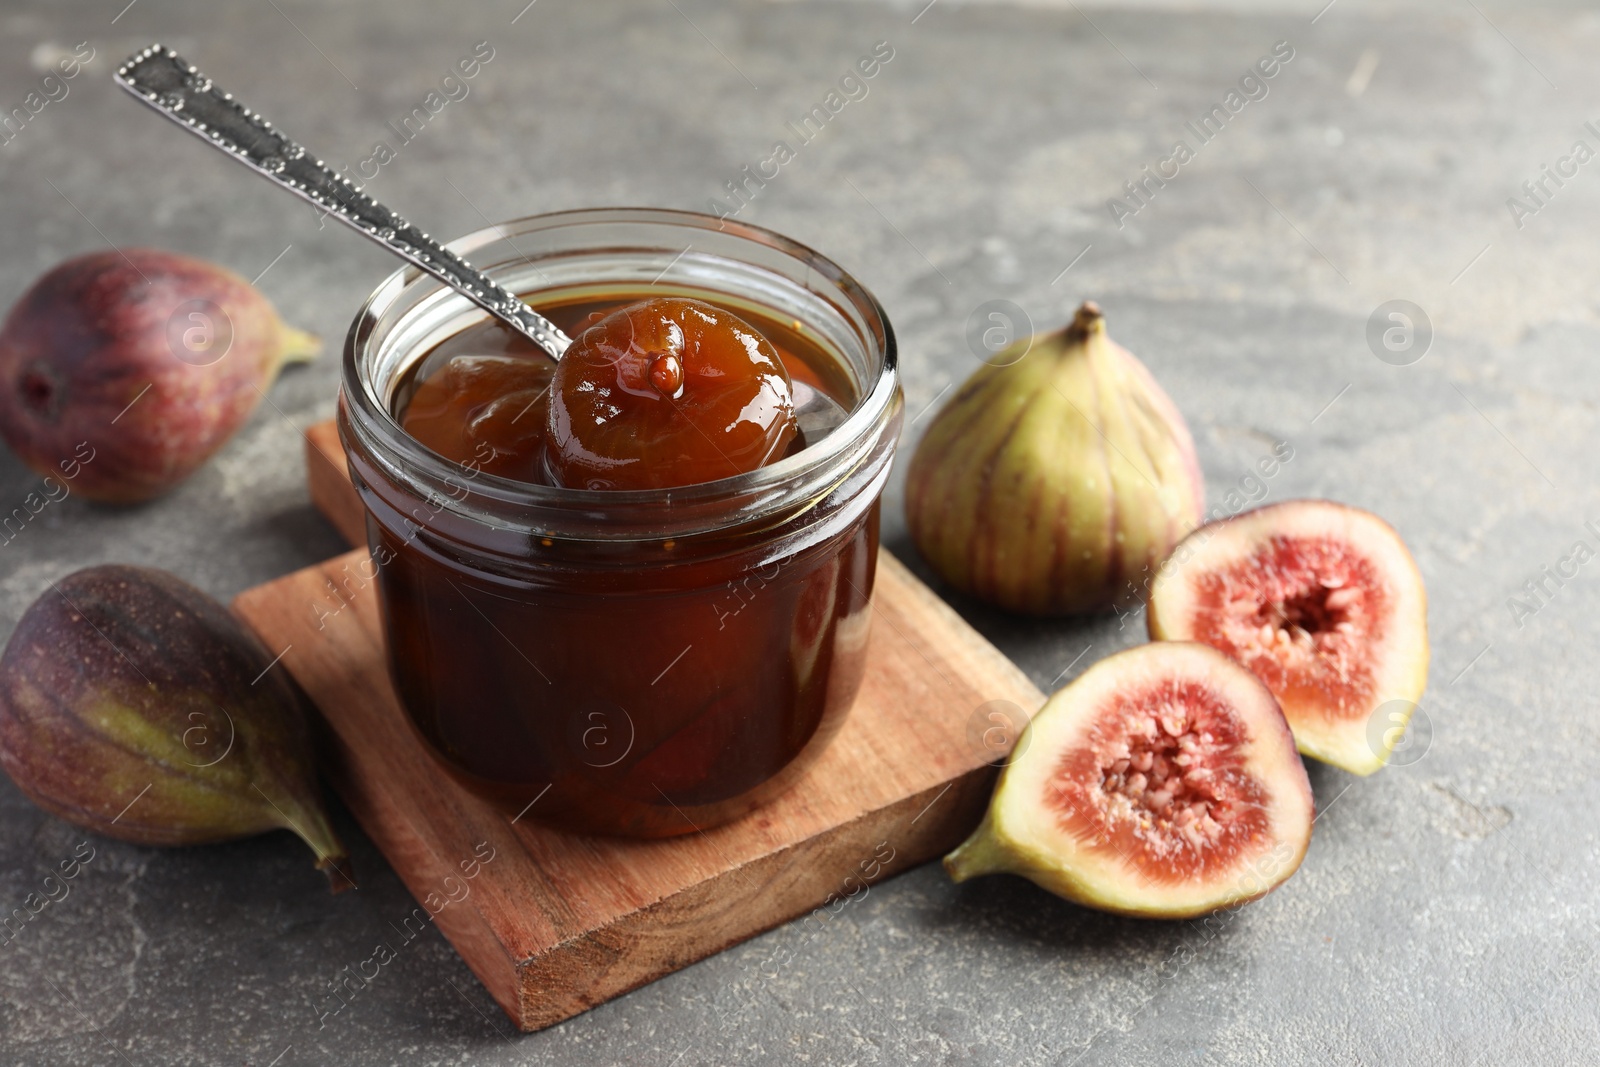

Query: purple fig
left=0, top=249, right=319, bottom=503
left=0, top=565, right=352, bottom=892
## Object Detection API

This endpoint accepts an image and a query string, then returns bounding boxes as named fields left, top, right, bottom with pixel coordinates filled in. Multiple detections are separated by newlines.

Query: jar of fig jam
left=338, top=209, right=900, bottom=837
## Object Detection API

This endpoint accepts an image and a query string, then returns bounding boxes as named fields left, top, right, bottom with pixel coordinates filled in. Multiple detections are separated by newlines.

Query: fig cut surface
left=1147, top=499, right=1429, bottom=776
left=944, top=642, right=1313, bottom=919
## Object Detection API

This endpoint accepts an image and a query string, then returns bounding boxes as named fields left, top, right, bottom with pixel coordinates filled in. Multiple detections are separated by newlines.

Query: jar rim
left=340, top=207, right=900, bottom=540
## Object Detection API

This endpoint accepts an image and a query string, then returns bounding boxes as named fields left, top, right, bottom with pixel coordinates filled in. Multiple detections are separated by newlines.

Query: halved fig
left=1147, top=500, right=1429, bottom=776
left=944, top=642, right=1313, bottom=919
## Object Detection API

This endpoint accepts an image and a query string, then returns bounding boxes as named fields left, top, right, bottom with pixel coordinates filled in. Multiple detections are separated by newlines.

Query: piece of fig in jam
left=400, top=353, right=553, bottom=482
left=545, top=297, right=798, bottom=490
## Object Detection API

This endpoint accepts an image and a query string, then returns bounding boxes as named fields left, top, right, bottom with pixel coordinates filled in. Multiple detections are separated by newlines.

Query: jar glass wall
left=339, top=209, right=901, bottom=837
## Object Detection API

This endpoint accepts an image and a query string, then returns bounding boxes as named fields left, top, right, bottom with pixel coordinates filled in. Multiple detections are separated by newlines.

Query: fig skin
left=906, top=302, right=1203, bottom=615
left=0, top=249, right=319, bottom=503
left=945, top=643, right=1313, bottom=919
left=0, top=565, right=352, bottom=892
left=1147, top=499, right=1430, bottom=776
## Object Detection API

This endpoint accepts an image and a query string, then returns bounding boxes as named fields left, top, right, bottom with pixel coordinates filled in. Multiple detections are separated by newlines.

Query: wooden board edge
left=318, top=713, right=526, bottom=1021
left=874, top=550, right=1046, bottom=712
left=510, top=764, right=996, bottom=1031
left=231, top=564, right=527, bottom=1019
left=305, top=420, right=366, bottom=548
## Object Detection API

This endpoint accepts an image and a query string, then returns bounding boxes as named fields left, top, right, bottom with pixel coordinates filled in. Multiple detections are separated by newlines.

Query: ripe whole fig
left=906, top=302, right=1203, bottom=615
left=0, top=249, right=318, bottom=503
left=945, top=642, right=1313, bottom=918
left=1147, top=499, right=1429, bottom=775
left=0, top=565, right=351, bottom=891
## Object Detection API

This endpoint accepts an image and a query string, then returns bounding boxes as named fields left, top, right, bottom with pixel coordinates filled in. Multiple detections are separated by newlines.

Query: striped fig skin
left=0, top=250, right=318, bottom=503
left=0, top=565, right=351, bottom=890
left=906, top=302, right=1203, bottom=615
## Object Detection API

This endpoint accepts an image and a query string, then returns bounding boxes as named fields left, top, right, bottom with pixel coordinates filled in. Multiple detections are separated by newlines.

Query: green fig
left=0, top=249, right=320, bottom=503
left=0, top=565, right=352, bottom=891
left=906, top=301, right=1203, bottom=615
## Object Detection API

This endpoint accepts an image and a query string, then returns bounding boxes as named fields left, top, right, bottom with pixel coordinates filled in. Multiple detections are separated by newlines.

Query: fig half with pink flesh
left=1147, top=500, right=1429, bottom=776
left=944, top=642, right=1313, bottom=919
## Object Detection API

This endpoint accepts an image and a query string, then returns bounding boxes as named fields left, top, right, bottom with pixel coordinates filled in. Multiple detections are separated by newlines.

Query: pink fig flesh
left=1148, top=500, right=1430, bottom=775
left=945, top=642, right=1313, bottom=918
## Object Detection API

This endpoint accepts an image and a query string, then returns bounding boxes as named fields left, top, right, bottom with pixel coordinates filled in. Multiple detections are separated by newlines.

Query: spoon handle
left=114, top=44, right=570, bottom=360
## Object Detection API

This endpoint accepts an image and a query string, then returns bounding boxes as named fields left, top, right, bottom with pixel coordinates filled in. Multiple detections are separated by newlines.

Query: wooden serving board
left=230, top=421, right=1044, bottom=1031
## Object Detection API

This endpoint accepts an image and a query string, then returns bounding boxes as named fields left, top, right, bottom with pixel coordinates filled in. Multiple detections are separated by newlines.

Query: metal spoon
left=114, top=44, right=571, bottom=361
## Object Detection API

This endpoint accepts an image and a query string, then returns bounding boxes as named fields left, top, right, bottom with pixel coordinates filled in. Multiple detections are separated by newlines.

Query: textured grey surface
left=0, top=0, right=1594, bottom=1063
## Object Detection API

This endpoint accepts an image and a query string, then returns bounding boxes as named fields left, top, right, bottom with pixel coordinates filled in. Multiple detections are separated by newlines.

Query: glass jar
left=338, top=208, right=901, bottom=837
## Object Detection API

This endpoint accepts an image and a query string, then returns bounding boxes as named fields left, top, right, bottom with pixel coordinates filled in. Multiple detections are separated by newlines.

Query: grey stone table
left=0, top=0, right=1593, bottom=1062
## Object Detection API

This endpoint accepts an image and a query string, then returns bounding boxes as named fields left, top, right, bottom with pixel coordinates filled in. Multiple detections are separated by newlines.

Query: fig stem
left=276, top=325, right=322, bottom=366
left=317, top=854, right=358, bottom=895
left=272, top=791, right=356, bottom=894
left=1065, top=301, right=1105, bottom=341
left=942, top=817, right=1010, bottom=884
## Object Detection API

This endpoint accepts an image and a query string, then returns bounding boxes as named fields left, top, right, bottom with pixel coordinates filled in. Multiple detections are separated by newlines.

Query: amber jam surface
left=375, top=285, right=877, bottom=838
left=398, top=292, right=851, bottom=489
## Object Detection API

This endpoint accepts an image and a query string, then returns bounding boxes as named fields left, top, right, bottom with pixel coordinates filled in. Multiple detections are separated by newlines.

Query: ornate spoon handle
left=114, top=44, right=570, bottom=360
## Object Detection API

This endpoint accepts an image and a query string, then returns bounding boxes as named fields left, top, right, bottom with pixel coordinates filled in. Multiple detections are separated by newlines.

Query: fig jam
left=395, top=295, right=843, bottom=489
left=371, top=287, right=876, bottom=837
